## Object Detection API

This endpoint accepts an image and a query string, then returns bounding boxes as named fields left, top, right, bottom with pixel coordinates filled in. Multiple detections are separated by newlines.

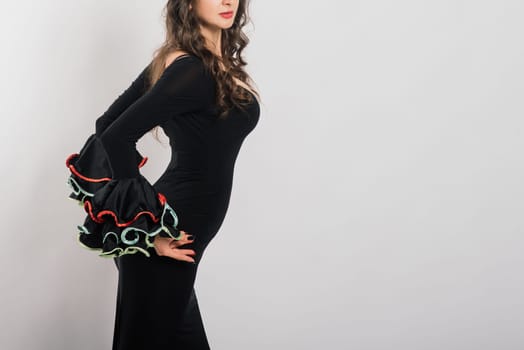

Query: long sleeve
left=64, top=55, right=215, bottom=258
left=95, top=62, right=152, bottom=136
left=99, top=55, right=215, bottom=179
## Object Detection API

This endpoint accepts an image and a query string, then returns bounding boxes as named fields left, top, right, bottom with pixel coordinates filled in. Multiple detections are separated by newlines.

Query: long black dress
left=64, top=54, right=260, bottom=349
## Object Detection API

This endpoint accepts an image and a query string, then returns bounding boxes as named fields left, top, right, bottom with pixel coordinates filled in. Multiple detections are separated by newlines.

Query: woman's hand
left=153, top=230, right=196, bottom=263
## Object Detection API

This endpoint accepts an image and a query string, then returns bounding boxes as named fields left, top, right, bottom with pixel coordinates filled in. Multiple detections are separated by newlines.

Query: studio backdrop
left=1, top=1, right=523, bottom=349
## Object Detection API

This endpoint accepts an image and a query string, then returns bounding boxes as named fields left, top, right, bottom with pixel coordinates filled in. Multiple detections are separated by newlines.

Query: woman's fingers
left=166, top=247, right=196, bottom=263
left=174, top=248, right=196, bottom=256
left=157, top=246, right=196, bottom=263
left=170, top=230, right=195, bottom=248
left=153, top=234, right=196, bottom=263
left=161, top=250, right=195, bottom=263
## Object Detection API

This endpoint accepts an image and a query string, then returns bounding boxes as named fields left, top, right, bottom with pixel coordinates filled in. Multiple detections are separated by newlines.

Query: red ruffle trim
left=65, top=152, right=148, bottom=183
left=83, top=192, right=168, bottom=226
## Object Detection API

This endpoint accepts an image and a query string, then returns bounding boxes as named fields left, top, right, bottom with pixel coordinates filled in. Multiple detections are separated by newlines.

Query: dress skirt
left=112, top=243, right=211, bottom=350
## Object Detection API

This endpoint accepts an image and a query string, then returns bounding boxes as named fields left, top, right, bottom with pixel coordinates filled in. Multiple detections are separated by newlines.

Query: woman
left=64, top=0, right=260, bottom=348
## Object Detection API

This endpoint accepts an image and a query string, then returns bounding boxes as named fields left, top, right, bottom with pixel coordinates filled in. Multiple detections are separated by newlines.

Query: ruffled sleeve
left=65, top=56, right=212, bottom=258
left=65, top=134, right=183, bottom=258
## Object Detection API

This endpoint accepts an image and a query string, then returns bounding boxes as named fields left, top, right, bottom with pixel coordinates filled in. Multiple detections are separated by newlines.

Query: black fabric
left=66, top=134, right=181, bottom=258
left=98, top=54, right=217, bottom=179
left=65, top=133, right=146, bottom=206
left=65, top=54, right=259, bottom=349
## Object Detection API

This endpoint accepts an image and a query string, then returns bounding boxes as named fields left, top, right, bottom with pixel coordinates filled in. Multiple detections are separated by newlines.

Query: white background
left=1, top=0, right=523, bottom=349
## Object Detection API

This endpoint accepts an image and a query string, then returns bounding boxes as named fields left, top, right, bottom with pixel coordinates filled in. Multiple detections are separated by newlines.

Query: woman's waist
left=156, top=190, right=232, bottom=235
left=153, top=179, right=231, bottom=207
left=154, top=168, right=231, bottom=190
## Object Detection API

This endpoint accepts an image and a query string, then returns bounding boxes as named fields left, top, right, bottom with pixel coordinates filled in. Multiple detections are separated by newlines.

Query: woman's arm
left=65, top=56, right=214, bottom=259
left=98, top=55, right=214, bottom=179
left=94, top=62, right=152, bottom=136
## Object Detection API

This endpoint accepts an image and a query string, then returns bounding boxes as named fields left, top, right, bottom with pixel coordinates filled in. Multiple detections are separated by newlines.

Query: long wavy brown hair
left=144, top=0, right=259, bottom=142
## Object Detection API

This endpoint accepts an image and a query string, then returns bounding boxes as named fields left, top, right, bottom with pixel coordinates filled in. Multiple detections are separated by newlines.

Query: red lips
left=219, top=11, right=233, bottom=18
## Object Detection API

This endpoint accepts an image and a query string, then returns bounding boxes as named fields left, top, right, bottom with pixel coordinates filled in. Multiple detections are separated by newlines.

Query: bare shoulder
left=164, top=50, right=193, bottom=68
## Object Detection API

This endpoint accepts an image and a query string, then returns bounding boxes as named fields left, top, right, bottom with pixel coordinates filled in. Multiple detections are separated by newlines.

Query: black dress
left=64, top=54, right=260, bottom=349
